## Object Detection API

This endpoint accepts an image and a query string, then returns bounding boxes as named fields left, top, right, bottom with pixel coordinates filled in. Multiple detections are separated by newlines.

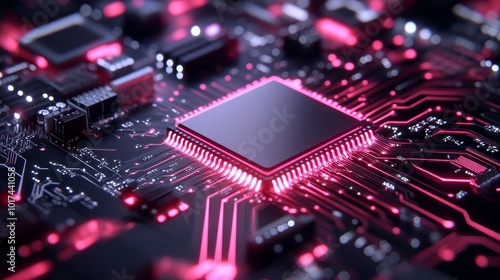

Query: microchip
left=166, top=77, right=374, bottom=192
left=19, top=14, right=117, bottom=65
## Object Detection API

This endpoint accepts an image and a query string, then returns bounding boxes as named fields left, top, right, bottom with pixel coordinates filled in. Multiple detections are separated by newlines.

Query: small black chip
left=19, top=14, right=117, bottom=65
left=167, top=77, right=372, bottom=192
left=179, top=79, right=360, bottom=169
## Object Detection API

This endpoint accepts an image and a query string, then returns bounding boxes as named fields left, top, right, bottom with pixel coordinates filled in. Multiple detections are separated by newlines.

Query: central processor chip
left=166, top=77, right=374, bottom=193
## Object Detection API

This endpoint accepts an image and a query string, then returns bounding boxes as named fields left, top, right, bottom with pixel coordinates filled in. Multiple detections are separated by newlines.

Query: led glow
left=475, top=255, right=488, bottom=268
left=165, top=130, right=262, bottom=189
left=167, top=128, right=374, bottom=193
left=313, top=244, right=329, bottom=258
left=4, top=261, right=52, bottom=280
left=392, top=35, right=405, bottom=46
left=124, top=196, right=137, bottom=206
left=298, top=253, right=314, bottom=267
left=168, top=0, right=207, bottom=16
left=103, top=1, right=126, bottom=18
left=205, top=23, right=221, bottom=38
left=179, top=202, right=190, bottom=211
left=282, top=3, right=309, bottom=21
left=315, top=18, right=357, bottom=46
left=157, top=214, right=167, bottom=223
left=442, top=220, right=455, bottom=229
left=47, top=233, right=59, bottom=244
left=404, top=49, right=417, bottom=59
left=35, top=56, right=49, bottom=69
left=86, top=42, right=122, bottom=61
left=191, top=25, right=201, bottom=37
left=438, top=248, right=455, bottom=261
left=168, top=208, right=179, bottom=217
left=404, top=21, right=417, bottom=34
left=167, top=77, right=373, bottom=193
left=419, top=28, right=432, bottom=40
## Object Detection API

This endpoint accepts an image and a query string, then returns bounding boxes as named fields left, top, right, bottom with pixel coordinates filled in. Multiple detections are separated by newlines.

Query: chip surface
left=179, top=78, right=360, bottom=169
left=19, top=14, right=117, bottom=65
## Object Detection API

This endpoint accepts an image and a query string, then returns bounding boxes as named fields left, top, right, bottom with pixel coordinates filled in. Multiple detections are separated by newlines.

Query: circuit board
left=1, top=0, right=500, bottom=279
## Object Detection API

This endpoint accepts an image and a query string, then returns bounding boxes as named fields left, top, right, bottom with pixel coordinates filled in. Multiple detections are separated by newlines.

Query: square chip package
left=166, top=77, right=374, bottom=193
left=19, top=14, right=118, bottom=65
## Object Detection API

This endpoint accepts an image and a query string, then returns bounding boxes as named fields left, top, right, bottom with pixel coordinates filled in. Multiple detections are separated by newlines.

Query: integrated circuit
left=19, top=13, right=118, bottom=66
left=166, top=77, right=374, bottom=192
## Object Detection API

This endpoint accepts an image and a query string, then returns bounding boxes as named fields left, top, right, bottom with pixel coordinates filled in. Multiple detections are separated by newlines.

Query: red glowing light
left=168, top=208, right=179, bottom=217
left=18, top=245, right=31, bottom=257
left=0, top=20, right=22, bottom=54
left=47, top=233, right=59, bottom=244
left=157, top=214, right=167, bottom=223
left=404, top=49, right=417, bottom=59
left=344, top=62, right=355, bottom=71
left=205, top=261, right=237, bottom=280
left=68, top=219, right=128, bottom=252
left=315, top=18, right=357, bottom=46
left=170, top=28, right=188, bottom=41
left=392, top=35, right=405, bottom=46
left=124, top=196, right=137, bottom=206
left=392, top=227, right=401, bottom=235
left=168, top=0, right=207, bottom=16
left=179, top=201, right=190, bottom=211
left=475, top=255, right=488, bottom=268
left=35, top=56, right=48, bottom=69
left=391, top=207, right=400, bottom=214
left=86, top=42, right=122, bottom=61
left=424, top=72, right=433, bottom=80
left=372, top=40, right=383, bottom=51
left=103, top=1, right=126, bottom=18
left=298, top=253, right=314, bottom=267
left=438, top=248, right=455, bottom=261
left=4, top=260, right=52, bottom=280
left=168, top=1, right=189, bottom=15
left=442, top=220, right=455, bottom=229
left=382, top=18, right=394, bottom=29
left=312, top=244, right=329, bottom=258
left=332, top=59, right=342, bottom=67
left=267, top=3, right=282, bottom=17
left=187, top=260, right=237, bottom=280
left=369, top=0, right=385, bottom=11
